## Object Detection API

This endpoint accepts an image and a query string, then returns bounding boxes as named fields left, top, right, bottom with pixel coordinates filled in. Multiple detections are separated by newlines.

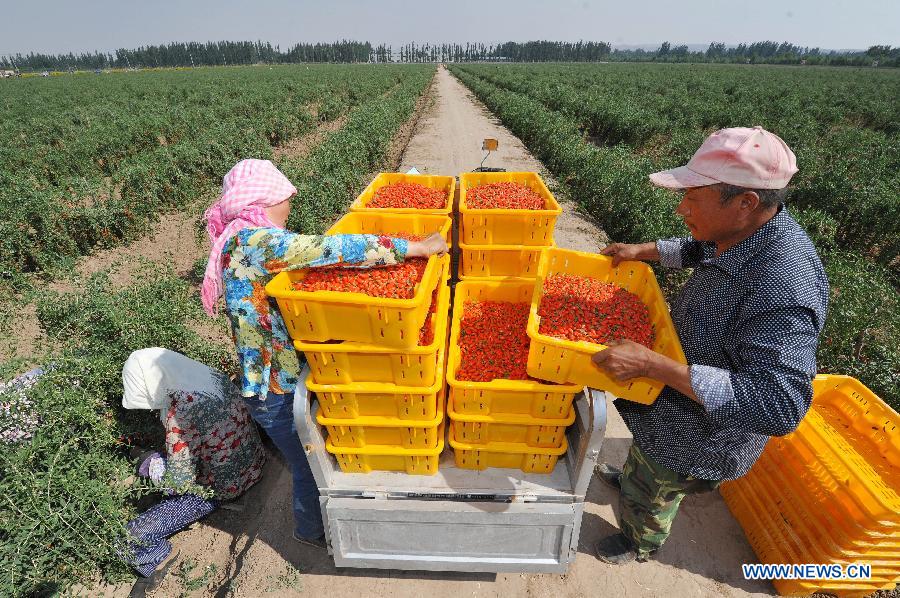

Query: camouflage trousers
left=619, top=442, right=722, bottom=559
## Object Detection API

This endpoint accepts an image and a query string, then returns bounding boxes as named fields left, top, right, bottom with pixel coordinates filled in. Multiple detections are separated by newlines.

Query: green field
left=0, top=63, right=435, bottom=597
left=450, top=62, right=900, bottom=405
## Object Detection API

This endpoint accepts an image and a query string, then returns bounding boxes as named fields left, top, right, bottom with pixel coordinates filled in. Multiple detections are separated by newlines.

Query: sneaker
left=292, top=531, right=327, bottom=549
left=594, top=462, right=623, bottom=490
left=595, top=533, right=640, bottom=565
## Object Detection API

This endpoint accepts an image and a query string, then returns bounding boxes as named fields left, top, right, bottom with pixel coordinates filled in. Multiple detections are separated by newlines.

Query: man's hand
left=591, top=339, right=656, bottom=381
left=600, top=242, right=660, bottom=267
left=407, top=232, right=448, bottom=258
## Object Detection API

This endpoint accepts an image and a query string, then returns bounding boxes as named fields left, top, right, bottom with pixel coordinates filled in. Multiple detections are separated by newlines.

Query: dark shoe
left=594, top=462, right=623, bottom=490
left=129, top=550, right=179, bottom=597
left=292, top=531, right=327, bottom=549
left=595, top=533, right=639, bottom=565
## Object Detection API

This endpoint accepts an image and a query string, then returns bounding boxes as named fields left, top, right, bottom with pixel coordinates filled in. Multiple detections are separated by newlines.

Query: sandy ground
left=86, top=66, right=778, bottom=597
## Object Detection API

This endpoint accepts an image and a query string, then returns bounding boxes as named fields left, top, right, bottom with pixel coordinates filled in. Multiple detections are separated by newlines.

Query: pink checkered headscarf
left=201, top=159, right=297, bottom=317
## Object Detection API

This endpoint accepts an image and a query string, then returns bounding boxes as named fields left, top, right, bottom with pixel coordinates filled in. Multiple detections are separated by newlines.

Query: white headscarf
left=122, top=348, right=225, bottom=422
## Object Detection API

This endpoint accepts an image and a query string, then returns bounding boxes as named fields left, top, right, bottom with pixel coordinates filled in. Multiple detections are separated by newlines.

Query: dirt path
left=107, top=65, right=775, bottom=598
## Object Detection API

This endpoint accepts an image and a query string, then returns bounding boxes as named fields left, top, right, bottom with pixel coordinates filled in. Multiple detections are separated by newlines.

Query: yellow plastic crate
left=317, top=386, right=445, bottom=449
left=756, top=440, right=900, bottom=544
left=326, top=422, right=445, bottom=475
left=749, top=450, right=900, bottom=556
left=812, top=374, right=900, bottom=468
left=765, top=431, right=900, bottom=541
left=447, top=394, right=574, bottom=448
left=265, top=254, right=445, bottom=348
left=459, top=172, right=562, bottom=245
left=326, top=211, right=453, bottom=247
left=459, top=242, right=553, bottom=280
left=798, top=410, right=900, bottom=523
left=525, top=247, right=686, bottom=404
left=726, top=472, right=900, bottom=580
left=350, top=173, right=455, bottom=215
left=448, top=422, right=567, bottom=473
left=296, top=265, right=450, bottom=386
left=721, top=483, right=900, bottom=596
left=306, top=335, right=447, bottom=421
left=447, top=280, right=582, bottom=419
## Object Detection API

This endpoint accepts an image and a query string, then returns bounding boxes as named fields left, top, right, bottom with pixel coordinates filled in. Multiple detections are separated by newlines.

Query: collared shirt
left=615, top=206, right=829, bottom=481
left=222, top=228, right=409, bottom=399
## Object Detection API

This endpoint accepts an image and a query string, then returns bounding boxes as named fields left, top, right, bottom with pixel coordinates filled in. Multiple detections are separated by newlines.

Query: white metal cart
left=293, top=367, right=608, bottom=574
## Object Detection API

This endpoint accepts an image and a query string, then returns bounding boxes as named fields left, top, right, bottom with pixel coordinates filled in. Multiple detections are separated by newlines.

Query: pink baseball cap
left=649, top=126, right=798, bottom=190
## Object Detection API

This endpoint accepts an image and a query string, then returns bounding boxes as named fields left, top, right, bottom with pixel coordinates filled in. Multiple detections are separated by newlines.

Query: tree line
left=1, top=39, right=896, bottom=71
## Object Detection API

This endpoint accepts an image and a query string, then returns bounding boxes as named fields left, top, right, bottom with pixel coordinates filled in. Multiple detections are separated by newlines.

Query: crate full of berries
left=525, top=247, right=686, bottom=404
left=458, top=172, right=561, bottom=245
left=350, top=173, right=455, bottom=215
left=265, top=248, right=449, bottom=349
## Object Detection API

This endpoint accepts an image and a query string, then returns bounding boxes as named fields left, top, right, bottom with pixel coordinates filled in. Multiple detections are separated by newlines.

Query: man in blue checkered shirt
left=590, top=127, right=829, bottom=565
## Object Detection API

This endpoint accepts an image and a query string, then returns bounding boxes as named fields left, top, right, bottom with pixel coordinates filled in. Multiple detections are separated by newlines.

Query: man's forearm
left=647, top=353, right=697, bottom=401
left=635, top=242, right=661, bottom=261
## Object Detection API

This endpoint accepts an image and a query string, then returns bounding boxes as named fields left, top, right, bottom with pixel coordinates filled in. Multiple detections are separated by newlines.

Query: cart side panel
left=327, top=498, right=577, bottom=573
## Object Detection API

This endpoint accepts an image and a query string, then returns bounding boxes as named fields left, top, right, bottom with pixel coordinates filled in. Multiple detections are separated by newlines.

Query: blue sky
left=1, top=0, right=897, bottom=56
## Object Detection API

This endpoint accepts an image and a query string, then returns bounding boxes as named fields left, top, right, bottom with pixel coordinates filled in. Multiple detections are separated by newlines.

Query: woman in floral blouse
left=201, top=159, right=447, bottom=548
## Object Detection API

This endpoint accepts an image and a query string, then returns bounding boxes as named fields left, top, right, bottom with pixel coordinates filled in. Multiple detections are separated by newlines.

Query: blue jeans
left=243, top=390, right=324, bottom=540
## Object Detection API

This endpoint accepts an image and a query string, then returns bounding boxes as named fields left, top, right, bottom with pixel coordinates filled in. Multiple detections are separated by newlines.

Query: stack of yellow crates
left=447, top=174, right=574, bottom=473
left=446, top=279, right=581, bottom=473
left=458, top=172, right=561, bottom=280
left=721, top=375, right=900, bottom=596
left=266, top=189, right=453, bottom=475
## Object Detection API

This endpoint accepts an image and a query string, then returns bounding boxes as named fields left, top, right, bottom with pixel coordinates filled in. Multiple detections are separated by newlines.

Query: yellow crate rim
left=448, top=421, right=568, bottom=456
left=447, top=394, right=576, bottom=426
left=325, top=421, right=446, bottom=457
left=305, top=333, right=448, bottom=395
left=294, top=264, right=451, bottom=355
left=316, top=388, right=445, bottom=428
left=447, top=280, right=582, bottom=393
left=326, top=212, right=453, bottom=246
left=459, top=171, right=563, bottom=215
left=350, top=173, right=455, bottom=214
left=525, top=247, right=687, bottom=363
left=264, top=253, right=441, bottom=308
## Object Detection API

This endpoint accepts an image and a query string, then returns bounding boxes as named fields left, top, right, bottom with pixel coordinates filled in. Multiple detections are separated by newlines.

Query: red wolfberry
left=293, top=257, right=428, bottom=299
left=416, top=284, right=442, bottom=346
left=456, top=300, right=532, bottom=382
left=537, top=275, right=655, bottom=348
left=466, top=182, right=545, bottom=210
left=368, top=182, right=446, bottom=209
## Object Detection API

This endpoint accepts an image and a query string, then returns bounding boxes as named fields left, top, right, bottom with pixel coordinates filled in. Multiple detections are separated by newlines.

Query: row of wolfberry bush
left=450, top=65, right=899, bottom=407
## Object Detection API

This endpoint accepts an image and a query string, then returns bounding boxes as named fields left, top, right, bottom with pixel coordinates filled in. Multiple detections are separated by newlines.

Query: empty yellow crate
left=812, top=374, right=900, bottom=468
left=447, top=394, right=574, bottom=448
left=525, top=247, right=686, bottom=404
left=305, top=335, right=447, bottom=421
left=326, top=211, right=452, bottom=247
left=326, top=422, right=445, bottom=475
left=447, top=280, right=582, bottom=419
left=296, top=266, right=450, bottom=386
left=448, top=422, right=567, bottom=473
left=265, top=254, right=444, bottom=348
left=459, top=242, right=553, bottom=280
left=350, top=173, right=455, bottom=215
left=721, top=483, right=900, bottom=596
left=459, top=172, right=562, bottom=245
left=317, top=387, right=444, bottom=449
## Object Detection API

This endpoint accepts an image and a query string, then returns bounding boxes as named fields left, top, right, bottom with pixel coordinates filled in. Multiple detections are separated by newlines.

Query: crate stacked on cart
left=266, top=207, right=452, bottom=476
left=349, top=172, right=455, bottom=216
left=446, top=279, right=582, bottom=473
left=720, top=375, right=900, bottom=597
left=458, top=172, right=560, bottom=280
